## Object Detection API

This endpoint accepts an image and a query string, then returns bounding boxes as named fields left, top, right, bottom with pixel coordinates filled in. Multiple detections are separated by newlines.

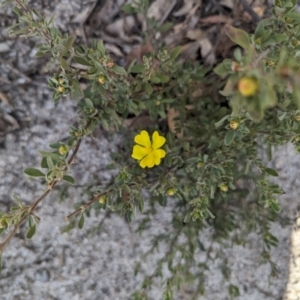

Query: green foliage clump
left=1, top=0, right=300, bottom=298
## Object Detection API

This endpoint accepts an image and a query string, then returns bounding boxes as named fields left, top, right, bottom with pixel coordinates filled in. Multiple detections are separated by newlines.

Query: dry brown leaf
left=148, top=0, right=174, bottom=20
left=200, top=15, right=231, bottom=24
left=173, top=0, right=197, bottom=17
left=126, top=42, right=154, bottom=67
left=199, top=38, right=216, bottom=65
left=186, top=29, right=205, bottom=40
left=180, top=42, right=200, bottom=61
left=72, top=7, right=90, bottom=24
left=105, top=44, right=124, bottom=57
left=219, top=0, right=234, bottom=9
left=0, top=92, right=10, bottom=106
left=167, top=108, right=183, bottom=138
left=253, top=6, right=265, bottom=17
left=123, top=115, right=156, bottom=129
left=192, top=88, right=204, bottom=98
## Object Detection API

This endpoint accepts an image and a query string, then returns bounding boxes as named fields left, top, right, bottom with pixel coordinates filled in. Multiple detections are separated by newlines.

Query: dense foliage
left=1, top=0, right=300, bottom=298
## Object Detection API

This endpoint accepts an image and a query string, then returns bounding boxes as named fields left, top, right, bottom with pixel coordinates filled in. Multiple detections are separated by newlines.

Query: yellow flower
left=238, top=77, right=258, bottom=97
left=132, top=130, right=166, bottom=168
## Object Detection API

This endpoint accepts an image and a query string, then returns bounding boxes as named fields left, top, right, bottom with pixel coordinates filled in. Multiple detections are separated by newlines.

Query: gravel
left=0, top=1, right=300, bottom=300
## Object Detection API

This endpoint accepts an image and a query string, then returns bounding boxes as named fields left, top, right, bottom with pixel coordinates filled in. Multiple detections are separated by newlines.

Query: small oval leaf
left=224, top=130, right=235, bottom=146
left=24, top=168, right=45, bottom=177
left=62, top=175, right=75, bottom=185
left=78, top=214, right=85, bottom=229
left=265, top=168, right=278, bottom=177
left=26, top=224, right=36, bottom=239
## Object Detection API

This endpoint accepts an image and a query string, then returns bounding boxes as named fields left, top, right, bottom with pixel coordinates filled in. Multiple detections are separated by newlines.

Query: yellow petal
left=153, top=149, right=166, bottom=165
left=134, top=130, right=151, bottom=148
left=132, top=145, right=148, bottom=160
left=152, top=131, right=166, bottom=149
left=140, top=152, right=155, bottom=168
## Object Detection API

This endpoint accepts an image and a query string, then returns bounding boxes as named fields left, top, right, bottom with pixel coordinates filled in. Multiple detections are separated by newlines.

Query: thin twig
left=0, top=138, right=83, bottom=253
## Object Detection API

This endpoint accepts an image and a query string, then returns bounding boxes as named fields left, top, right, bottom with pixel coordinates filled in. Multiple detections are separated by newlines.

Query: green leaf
left=158, top=22, right=173, bottom=33
left=270, top=201, right=281, bottom=213
left=46, top=157, right=54, bottom=170
left=24, top=168, right=45, bottom=177
left=224, top=130, right=235, bottom=146
left=13, top=6, right=23, bottom=17
left=293, top=85, right=300, bottom=108
left=213, top=59, right=232, bottom=79
left=129, top=64, right=145, bottom=73
left=150, top=76, right=161, bottom=83
left=145, top=82, right=153, bottom=94
left=265, top=168, right=278, bottom=177
left=285, top=11, right=300, bottom=21
left=112, top=65, right=127, bottom=75
left=122, top=3, right=136, bottom=14
left=38, top=150, right=64, bottom=161
left=138, top=196, right=144, bottom=212
left=224, top=24, right=251, bottom=50
left=97, top=40, right=105, bottom=56
left=73, top=56, right=92, bottom=66
left=64, top=36, right=75, bottom=52
left=62, top=175, right=75, bottom=185
left=170, top=46, right=182, bottom=60
left=78, top=214, right=85, bottom=229
left=156, top=74, right=169, bottom=83
left=215, top=114, right=230, bottom=127
left=26, top=224, right=36, bottom=239
left=183, top=213, right=191, bottom=223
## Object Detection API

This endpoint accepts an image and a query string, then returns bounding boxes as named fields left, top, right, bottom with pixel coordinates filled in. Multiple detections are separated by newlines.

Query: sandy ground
left=1, top=1, right=300, bottom=299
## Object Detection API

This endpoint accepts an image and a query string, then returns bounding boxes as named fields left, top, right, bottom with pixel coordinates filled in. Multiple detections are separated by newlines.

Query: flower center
left=145, top=147, right=152, bottom=153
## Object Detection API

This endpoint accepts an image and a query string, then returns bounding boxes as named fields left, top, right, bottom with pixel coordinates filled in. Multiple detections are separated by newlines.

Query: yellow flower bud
left=58, top=78, right=64, bottom=85
left=292, top=39, right=299, bottom=47
left=229, top=120, right=239, bottom=130
left=58, top=145, right=68, bottom=155
left=57, top=86, right=65, bottom=93
left=220, top=184, right=228, bottom=192
left=155, top=100, right=161, bottom=106
left=294, top=115, right=300, bottom=121
left=0, top=218, right=7, bottom=228
left=99, top=196, right=106, bottom=204
left=167, top=188, right=175, bottom=196
left=98, top=75, right=106, bottom=84
left=197, top=162, right=204, bottom=169
left=74, top=131, right=82, bottom=137
left=238, top=77, right=258, bottom=97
